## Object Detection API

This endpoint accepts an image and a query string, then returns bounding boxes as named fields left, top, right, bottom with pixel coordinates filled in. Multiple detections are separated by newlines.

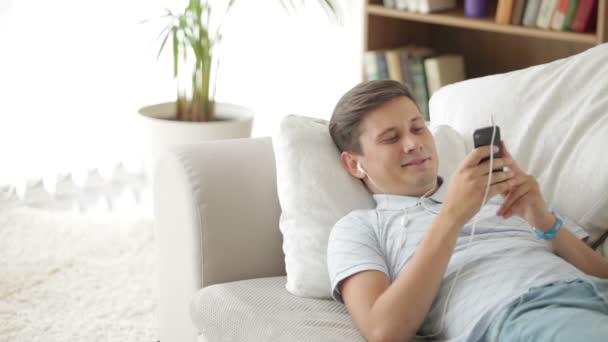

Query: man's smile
left=402, top=157, right=430, bottom=168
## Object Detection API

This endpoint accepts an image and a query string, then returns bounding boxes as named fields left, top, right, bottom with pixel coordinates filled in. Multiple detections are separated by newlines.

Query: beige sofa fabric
left=190, top=276, right=364, bottom=342
left=154, top=137, right=285, bottom=342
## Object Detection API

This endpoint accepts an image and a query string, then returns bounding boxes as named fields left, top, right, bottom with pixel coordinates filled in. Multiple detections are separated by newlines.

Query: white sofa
left=154, top=44, right=608, bottom=342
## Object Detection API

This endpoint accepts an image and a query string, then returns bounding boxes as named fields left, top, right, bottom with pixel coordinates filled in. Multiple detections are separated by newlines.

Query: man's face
left=351, top=96, right=439, bottom=196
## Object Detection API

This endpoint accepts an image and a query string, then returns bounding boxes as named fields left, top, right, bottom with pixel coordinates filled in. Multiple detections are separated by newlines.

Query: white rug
left=0, top=205, right=157, bottom=341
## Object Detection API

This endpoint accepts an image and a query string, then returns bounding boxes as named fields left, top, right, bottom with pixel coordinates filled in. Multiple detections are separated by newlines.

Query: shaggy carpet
left=0, top=204, right=157, bottom=341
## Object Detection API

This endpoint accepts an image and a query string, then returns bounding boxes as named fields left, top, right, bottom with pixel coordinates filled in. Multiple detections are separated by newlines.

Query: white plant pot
left=137, top=101, right=254, bottom=172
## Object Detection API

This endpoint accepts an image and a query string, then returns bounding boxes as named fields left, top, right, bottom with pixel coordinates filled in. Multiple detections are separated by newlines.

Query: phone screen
left=473, top=126, right=503, bottom=172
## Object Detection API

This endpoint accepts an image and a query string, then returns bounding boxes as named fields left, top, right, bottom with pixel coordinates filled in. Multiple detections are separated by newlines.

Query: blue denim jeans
left=481, top=277, right=608, bottom=342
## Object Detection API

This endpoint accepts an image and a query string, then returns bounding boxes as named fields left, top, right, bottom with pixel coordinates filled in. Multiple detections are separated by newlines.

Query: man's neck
left=421, top=176, right=441, bottom=198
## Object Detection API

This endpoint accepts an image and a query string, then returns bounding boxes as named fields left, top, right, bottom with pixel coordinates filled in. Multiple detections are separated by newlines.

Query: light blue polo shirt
left=327, top=176, right=589, bottom=341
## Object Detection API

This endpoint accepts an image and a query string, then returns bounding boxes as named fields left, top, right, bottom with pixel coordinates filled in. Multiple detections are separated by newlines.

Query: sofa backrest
left=429, top=43, right=608, bottom=240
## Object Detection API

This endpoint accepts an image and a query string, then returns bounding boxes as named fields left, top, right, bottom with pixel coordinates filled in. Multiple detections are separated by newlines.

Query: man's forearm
left=546, top=222, right=608, bottom=278
left=368, top=212, right=462, bottom=341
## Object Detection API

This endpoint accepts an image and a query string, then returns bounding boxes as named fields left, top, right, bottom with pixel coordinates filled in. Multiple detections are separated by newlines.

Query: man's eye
left=412, top=127, right=423, bottom=134
left=384, top=136, right=399, bottom=143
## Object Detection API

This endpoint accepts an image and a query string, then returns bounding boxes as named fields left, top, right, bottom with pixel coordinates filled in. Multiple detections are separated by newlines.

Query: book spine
left=395, top=0, right=409, bottom=10
left=418, top=0, right=457, bottom=14
left=364, top=51, right=380, bottom=81
left=383, top=0, right=397, bottom=8
left=423, top=58, right=440, bottom=96
left=377, top=52, right=390, bottom=80
left=407, top=0, right=419, bottom=12
left=512, top=0, right=528, bottom=25
left=562, top=0, right=580, bottom=30
left=550, top=0, right=570, bottom=29
left=385, top=51, right=404, bottom=83
left=496, top=0, right=516, bottom=24
left=523, top=0, right=543, bottom=26
left=572, top=0, right=596, bottom=32
left=399, top=53, right=413, bottom=88
left=409, top=56, right=430, bottom=121
left=537, top=0, right=559, bottom=29
left=419, top=0, right=430, bottom=13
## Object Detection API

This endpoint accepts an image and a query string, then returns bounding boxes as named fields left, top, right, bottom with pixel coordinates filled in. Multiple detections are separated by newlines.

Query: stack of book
left=382, top=0, right=457, bottom=14
left=497, top=0, right=597, bottom=32
left=364, top=46, right=466, bottom=121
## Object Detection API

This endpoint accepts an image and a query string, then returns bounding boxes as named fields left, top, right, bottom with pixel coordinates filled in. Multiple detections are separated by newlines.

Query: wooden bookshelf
left=365, top=0, right=607, bottom=78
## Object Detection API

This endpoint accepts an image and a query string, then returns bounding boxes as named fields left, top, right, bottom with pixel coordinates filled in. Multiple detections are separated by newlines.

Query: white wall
left=0, top=0, right=363, bottom=188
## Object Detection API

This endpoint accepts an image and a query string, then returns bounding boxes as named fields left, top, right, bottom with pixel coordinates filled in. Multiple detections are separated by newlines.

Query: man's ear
left=340, top=151, right=364, bottom=179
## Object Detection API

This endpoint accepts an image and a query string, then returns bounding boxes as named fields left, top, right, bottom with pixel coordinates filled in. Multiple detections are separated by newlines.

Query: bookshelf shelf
left=367, top=4, right=598, bottom=45
left=364, top=0, right=607, bottom=79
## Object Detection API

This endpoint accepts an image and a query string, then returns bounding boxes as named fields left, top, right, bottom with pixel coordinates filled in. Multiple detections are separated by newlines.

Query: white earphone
left=356, top=161, right=366, bottom=175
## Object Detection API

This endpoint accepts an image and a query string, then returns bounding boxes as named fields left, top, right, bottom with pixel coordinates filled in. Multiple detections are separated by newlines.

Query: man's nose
left=402, top=136, right=420, bottom=153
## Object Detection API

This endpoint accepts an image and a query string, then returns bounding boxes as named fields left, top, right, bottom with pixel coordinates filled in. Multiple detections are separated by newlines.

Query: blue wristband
left=533, top=208, right=563, bottom=240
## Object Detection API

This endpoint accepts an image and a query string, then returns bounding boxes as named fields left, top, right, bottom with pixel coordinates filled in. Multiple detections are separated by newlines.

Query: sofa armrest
left=153, top=137, right=285, bottom=342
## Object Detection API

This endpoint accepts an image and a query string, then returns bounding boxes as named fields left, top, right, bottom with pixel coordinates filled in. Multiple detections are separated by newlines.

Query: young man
left=327, top=80, right=608, bottom=342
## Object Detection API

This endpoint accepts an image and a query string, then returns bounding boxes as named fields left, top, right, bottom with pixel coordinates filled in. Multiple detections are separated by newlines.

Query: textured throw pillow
left=429, top=43, right=608, bottom=242
left=275, top=115, right=466, bottom=299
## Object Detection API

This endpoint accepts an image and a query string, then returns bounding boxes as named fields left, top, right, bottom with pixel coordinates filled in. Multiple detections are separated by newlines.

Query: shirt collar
left=373, top=176, right=448, bottom=210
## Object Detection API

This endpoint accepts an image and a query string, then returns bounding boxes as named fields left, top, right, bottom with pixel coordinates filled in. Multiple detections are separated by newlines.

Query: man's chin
left=401, top=171, right=437, bottom=187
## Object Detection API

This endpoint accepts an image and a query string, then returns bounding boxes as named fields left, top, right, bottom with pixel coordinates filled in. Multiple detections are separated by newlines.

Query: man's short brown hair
left=329, top=80, right=417, bottom=154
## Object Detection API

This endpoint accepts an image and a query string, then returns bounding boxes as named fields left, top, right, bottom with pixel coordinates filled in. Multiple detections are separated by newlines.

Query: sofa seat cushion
left=190, top=276, right=364, bottom=341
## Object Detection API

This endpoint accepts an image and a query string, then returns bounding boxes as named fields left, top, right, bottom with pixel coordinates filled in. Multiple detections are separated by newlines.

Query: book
left=385, top=50, right=405, bottom=84
left=572, top=0, right=597, bottom=32
left=367, top=46, right=435, bottom=119
left=363, top=51, right=389, bottom=81
left=522, top=0, right=543, bottom=26
left=536, top=0, right=559, bottom=29
left=550, top=0, right=571, bottom=29
left=408, top=56, right=432, bottom=121
left=383, top=0, right=397, bottom=8
left=393, top=46, right=434, bottom=89
left=369, top=46, right=435, bottom=119
left=562, top=0, right=580, bottom=30
left=395, top=0, right=409, bottom=10
left=364, top=51, right=379, bottom=80
left=366, top=46, right=435, bottom=85
left=376, top=52, right=389, bottom=80
left=407, top=0, right=418, bottom=11
left=512, top=0, right=528, bottom=25
left=399, top=53, right=413, bottom=89
left=364, top=52, right=378, bottom=81
left=423, top=55, right=465, bottom=96
left=417, top=0, right=457, bottom=13
left=496, top=0, right=516, bottom=24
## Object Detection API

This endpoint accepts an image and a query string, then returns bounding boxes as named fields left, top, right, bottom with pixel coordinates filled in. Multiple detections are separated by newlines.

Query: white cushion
left=429, top=43, right=608, bottom=241
left=275, top=115, right=466, bottom=298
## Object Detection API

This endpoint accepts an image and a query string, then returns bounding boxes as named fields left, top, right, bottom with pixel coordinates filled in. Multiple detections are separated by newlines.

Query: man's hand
left=496, top=142, right=555, bottom=230
left=496, top=142, right=608, bottom=278
left=442, top=145, right=514, bottom=227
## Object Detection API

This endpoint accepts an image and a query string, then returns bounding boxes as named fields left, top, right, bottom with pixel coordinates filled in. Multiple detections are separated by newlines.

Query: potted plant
left=138, top=0, right=339, bottom=165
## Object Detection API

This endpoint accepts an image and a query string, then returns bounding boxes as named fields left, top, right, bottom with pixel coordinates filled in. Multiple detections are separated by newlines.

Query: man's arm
left=340, top=146, right=513, bottom=342
left=536, top=213, right=608, bottom=278
left=496, top=143, right=608, bottom=278
left=340, top=213, right=462, bottom=342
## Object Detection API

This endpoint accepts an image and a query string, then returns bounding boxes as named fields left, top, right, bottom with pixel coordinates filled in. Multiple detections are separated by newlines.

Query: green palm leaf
left=154, top=0, right=340, bottom=122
